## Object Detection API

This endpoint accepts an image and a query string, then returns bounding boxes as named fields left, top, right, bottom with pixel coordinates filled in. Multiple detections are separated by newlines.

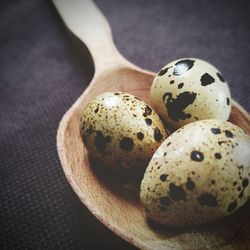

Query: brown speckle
left=159, top=196, right=171, bottom=206
left=239, top=190, right=244, bottom=199
left=120, top=137, right=134, bottom=151
left=198, top=193, right=218, bottom=207
left=169, top=183, right=186, bottom=201
left=185, top=178, right=195, bottom=190
left=242, top=178, right=249, bottom=188
left=227, top=201, right=237, bottom=213
left=160, top=174, right=168, bottom=182
left=225, top=130, right=234, bottom=138
left=178, top=83, right=184, bottom=89
left=211, top=128, right=221, bottom=134
left=191, top=150, right=204, bottom=162
left=154, top=128, right=163, bottom=142
left=215, top=153, right=222, bottom=159
left=137, top=132, right=144, bottom=141
left=143, top=106, right=152, bottom=117
left=145, top=118, right=152, bottom=126
left=211, top=180, right=216, bottom=185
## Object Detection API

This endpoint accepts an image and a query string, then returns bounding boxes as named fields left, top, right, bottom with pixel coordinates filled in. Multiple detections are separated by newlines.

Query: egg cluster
left=79, top=58, right=250, bottom=227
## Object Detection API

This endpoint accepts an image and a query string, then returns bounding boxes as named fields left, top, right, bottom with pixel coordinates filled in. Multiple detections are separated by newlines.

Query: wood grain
left=53, top=0, right=250, bottom=249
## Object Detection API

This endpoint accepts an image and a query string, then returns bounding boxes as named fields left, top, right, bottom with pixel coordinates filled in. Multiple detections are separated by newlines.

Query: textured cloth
left=0, top=0, right=249, bottom=249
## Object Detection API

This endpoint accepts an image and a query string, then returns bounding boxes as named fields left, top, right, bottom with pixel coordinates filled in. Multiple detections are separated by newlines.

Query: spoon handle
left=52, top=0, right=126, bottom=75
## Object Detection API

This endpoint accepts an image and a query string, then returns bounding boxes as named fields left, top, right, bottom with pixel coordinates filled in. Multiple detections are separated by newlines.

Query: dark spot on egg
left=120, top=137, right=134, bottom=151
left=159, top=196, right=171, bottom=206
left=238, top=190, right=244, bottom=199
left=198, top=193, right=218, bottom=207
left=178, top=83, right=184, bottom=89
left=154, top=128, right=163, bottom=142
left=242, top=178, right=249, bottom=188
left=94, top=107, right=99, bottom=113
left=185, top=178, right=195, bottom=190
left=137, top=132, right=144, bottom=141
left=143, top=106, right=152, bottom=117
left=94, top=131, right=108, bottom=154
left=238, top=165, right=244, bottom=170
left=211, top=128, right=221, bottom=134
left=173, top=59, right=195, bottom=76
left=200, top=73, right=215, bottom=86
left=211, top=180, right=216, bottom=185
left=215, top=153, right=222, bottom=159
left=169, top=183, right=186, bottom=201
left=114, top=92, right=120, bottom=95
left=227, top=201, right=237, bottom=213
left=145, top=118, right=152, bottom=126
left=225, top=130, right=234, bottom=138
left=162, top=91, right=196, bottom=122
left=134, top=96, right=141, bottom=101
left=226, top=97, right=230, bottom=106
left=170, top=80, right=175, bottom=84
left=217, top=72, right=225, bottom=82
left=218, top=141, right=226, bottom=146
left=158, top=67, right=171, bottom=76
left=160, top=174, right=168, bottom=182
left=191, top=150, right=204, bottom=162
left=167, top=142, right=171, bottom=146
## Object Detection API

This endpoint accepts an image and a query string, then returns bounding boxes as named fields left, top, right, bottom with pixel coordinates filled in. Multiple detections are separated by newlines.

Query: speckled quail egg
left=79, top=92, right=168, bottom=171
left=150, top=58, right=231, bottom=129
left=140, top=119, right=250, bottom=227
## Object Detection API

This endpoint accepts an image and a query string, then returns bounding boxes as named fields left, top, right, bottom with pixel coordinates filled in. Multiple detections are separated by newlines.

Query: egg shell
left=79, top=92, right=168, bottom=170
left=150, top=58, right=231, bottom=129
left=140, top=119, right=250, bottom=227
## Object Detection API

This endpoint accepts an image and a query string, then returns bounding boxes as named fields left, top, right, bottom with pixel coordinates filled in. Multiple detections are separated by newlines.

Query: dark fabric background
left=0, top=0, right=249, bottom=249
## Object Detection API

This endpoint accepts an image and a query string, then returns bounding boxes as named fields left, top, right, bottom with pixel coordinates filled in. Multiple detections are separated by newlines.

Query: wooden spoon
left=53, top=0, right=250, bottom=249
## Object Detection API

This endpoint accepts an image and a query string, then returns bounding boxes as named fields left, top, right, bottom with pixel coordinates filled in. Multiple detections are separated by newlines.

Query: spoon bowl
left=54, top=0, right=250, bottom=249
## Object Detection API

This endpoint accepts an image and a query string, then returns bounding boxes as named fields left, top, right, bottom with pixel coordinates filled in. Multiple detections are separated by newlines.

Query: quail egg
left=140, top=119, right=250, bottom=227
left=79, top=92, right=168, bottom=171
left=150, top=58, right=231, bottom=129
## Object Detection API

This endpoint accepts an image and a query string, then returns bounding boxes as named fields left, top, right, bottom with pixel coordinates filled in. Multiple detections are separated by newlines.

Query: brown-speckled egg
left=140, top=119, right=250, bottom=227
left=150, top=58, right=231, bottom=129
left=79, top=92, right=168, bottom=171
